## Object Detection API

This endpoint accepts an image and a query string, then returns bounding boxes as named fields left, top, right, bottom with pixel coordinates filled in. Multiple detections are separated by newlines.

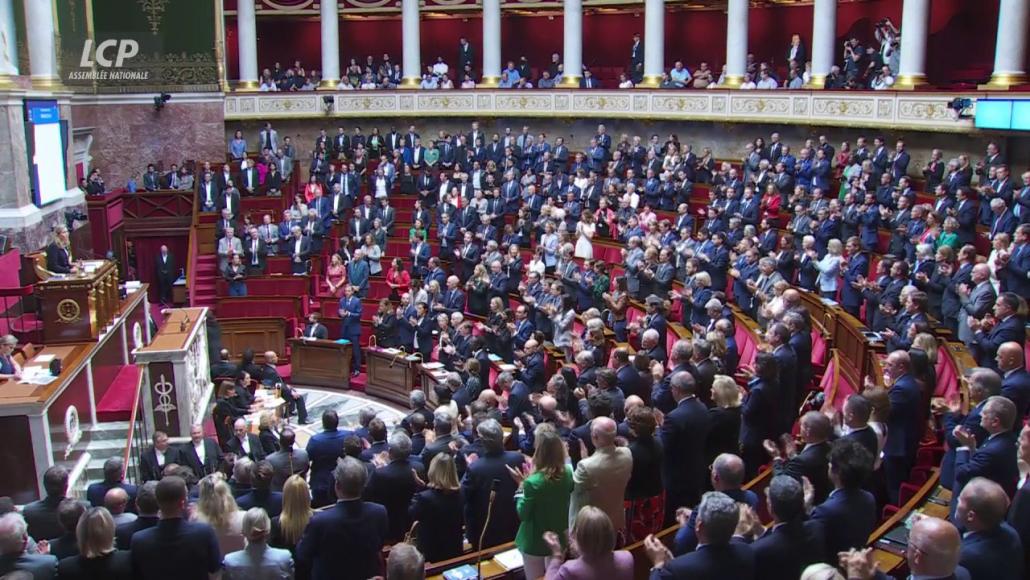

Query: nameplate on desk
left=862, top=331, right=883, bottom=343
left=421, top=362, right=444, bottom=370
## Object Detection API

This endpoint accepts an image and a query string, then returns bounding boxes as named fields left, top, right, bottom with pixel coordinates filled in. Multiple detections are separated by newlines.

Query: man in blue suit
left=970, top=293, right=1026, bottom=370
left=998, top=342, right=1030, bottom=429
left=881, top=350, right=923, bottom=505
left=1008, top=426, right=1030, bottom=574
left=858, top=516, right=969, bottom=580
left=673, top=453, right=757, bottom=555
left=645, top=491, right=755, bottom=579
left=461, top=419, right=524, bottom=549
left=338, top=284, right=363, bottom=376
left=296, top=457, right=388, bottom=580
left=748, top=476, right=826, bottom=580
left=841, top=239, right=869, bottom=318
left=86, top=457, right=137, bottom=511
left=955, top=477, right=1025, bottom=580
left=347, top=249, right=369, bottom=298
left=811, top=438, right=877, bottom=560
left=954, top=395, right=1020, bottom=499
left=939, top=369, right=998, bottom=490
left=130, top=476, right=222, bottom=580
left=305, top=411, right=351, bottom=508
left=660, top=371, right=712, bottom=524
left=1002, top=224, right=1030, bottom=297
left=768, top=411, right=832, bottom=504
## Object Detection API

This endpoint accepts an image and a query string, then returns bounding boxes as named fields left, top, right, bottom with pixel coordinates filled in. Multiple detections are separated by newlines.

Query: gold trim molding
left=222, top=89, right=983, bottom=133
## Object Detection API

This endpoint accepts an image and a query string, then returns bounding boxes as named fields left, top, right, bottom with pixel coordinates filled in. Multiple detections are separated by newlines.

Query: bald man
left=228, top=418, right=266, bottom=461
left=882, top=350, right=923, bottom=505
left=955, top=477, right=1024, bottom=580
left=957, top=263, right=995, bottom=345
left=570, top=416, right=633, bottom=531
left=104, top=487, right=137, bottom=526
left=954, top=395, right=1019, bottom=499
left=997, top=342, right=1030, bottom=426
left=874, top=516, right=967, bottom=579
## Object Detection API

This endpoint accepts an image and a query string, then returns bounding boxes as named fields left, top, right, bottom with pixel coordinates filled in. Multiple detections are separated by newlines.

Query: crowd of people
left=40, top=115, right=1030, bottom=580
left=254, top=19, right=904, bottom=92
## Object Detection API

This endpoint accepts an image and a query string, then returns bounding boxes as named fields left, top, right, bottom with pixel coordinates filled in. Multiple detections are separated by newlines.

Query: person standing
left=222, top=507, right=294, bottom=579
left=130, top=476, right=222, bottom=580
left=155, top=245, right=176, bottom=306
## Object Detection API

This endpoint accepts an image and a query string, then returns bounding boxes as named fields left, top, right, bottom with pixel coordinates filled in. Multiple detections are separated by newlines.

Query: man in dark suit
left=998, top=342, right=1030, bottom=427
left=130, top=476, right=222, bottom=580
left=954, top=395, right=1020, bottom=499
left=811, top=438, right=877, bottom=560
left=421, top=412, right=467, bottom=475
left=363, top=432, right=422, bottom=543
left=458, top=38, right=474, bottom=74
left=857, top=516, right=968, bottom=580
left=645, top=491, right=755, bottom=579
left=749, top=476, right=826, bottom=580
left=881, top=350, right=924, bottom=505
left=86, top=457, right=137, bottom=510
left=954, top=477, right=1025, bottom=580
left=461, top=418, right=523, bottom=549
left=971, top=293, right=1026, bottom=370
left=767, top=323, right=799, bottom=435
left=140, top=430, right=180, bottom=482
left=216, top=183, right=241, bottom=219
left=301, top=312, right=329, bottom=340
left=0, top=513, right=57, bottom=578
left=939, top=369, right=997, bottom=490
left=285, top=226, right=311, bottom=275
left=181, top=424, right=223, bottom=481
left=155, top=245, right=176, bottom=306
left=258, top=351, right=309, bottom=424
left=236, top=460, right=284, bottom=518
left=767, top=411, right=832, bottom=504
left=673, top=453, right=758, bottom=555
left=21, top=465, right=71, bottom=541
left=841, top=393, right=880, bottom=460
left=115, top=480, right=159, bottom=549
left=660, top=371, right=712, bottom=524
left=1009, top=425, right=1030, bottom=574
left=296, top=457, right=389, bottom=580
left=227, top=418, right=266, bottom=461
left=306, top=411, right=352, bottom=508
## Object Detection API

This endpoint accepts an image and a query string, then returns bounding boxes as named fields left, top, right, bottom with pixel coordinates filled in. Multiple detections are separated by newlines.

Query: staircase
left=52, top=421, right=139, bottom=496
left=192, top=255, right=218, bottom=308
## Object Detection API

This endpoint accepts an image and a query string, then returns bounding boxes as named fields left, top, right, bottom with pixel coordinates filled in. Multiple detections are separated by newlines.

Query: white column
left=319, top=0, right=340, bottom=88
left=639, top=0, right=665, bottom=87
left=808, top=0, right=836, bottom=88
left=724, top=0, right=748, bottom=87
left=236, top=0, right=259, bottom=90
left=984, top=0, right=1029, bottom=89
left=23, top=0, right=59, bottom=87
left=558, top=0, right=583, bottom=86
left=481, top=0, right=502, bottom=86
left=400, top=0, right=421, bottom=88
left=0, top=0, right=18, bottom=77
left=895, top=0, right=929, bottom=89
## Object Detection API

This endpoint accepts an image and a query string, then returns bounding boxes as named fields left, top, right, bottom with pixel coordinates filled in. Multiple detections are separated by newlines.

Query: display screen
left=974, top=100, right=1013, bottom=130
left=24, top=100, right=68, bottom=207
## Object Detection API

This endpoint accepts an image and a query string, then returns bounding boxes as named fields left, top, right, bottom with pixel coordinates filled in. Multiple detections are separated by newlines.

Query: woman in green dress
left=509, top=423, right=574, bottom=580
left=937, top=216, right=960, bottom=251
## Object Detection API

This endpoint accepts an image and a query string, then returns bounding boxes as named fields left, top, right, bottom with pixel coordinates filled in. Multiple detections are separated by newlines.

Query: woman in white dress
left=575, top=211, right=596, bottom=259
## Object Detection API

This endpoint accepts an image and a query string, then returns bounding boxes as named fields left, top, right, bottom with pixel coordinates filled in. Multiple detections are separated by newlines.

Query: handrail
left=186, top=179, right=201, bottom=307
left=121, top=368, right=146, bottom=482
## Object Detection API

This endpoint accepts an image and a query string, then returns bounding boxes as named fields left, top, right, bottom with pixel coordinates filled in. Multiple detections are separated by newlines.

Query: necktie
left=251, top=241, right=258, bottom=265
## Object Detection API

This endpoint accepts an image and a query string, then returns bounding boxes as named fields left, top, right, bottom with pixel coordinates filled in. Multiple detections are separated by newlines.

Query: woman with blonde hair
left=409, top=453, right=465, bottom=562
left=543, top=506, right=633, bottom=579
left=705, top=330, right=729, bottom=373
left=56, top=507, right=132, bottom=579
left=510, top=423, right=575, bottom=580
left=707, top=375, right=743, bottom=464
left=192, top=473, right=245, bottom=554
left=270, top=474, right=313, bottom=556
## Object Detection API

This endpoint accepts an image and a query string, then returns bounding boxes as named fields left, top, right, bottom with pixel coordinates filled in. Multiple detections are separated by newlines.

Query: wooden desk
left=868, top=470, right=948, bottom=574
left=366, top=347, right=418, bottom=406
left=36, top=259, right=120, bottom=344
left=288, top=338, right=352, bottom=390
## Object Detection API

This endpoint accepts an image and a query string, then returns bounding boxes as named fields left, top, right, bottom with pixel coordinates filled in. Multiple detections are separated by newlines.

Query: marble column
left=236, top=0, right=259, bottom=90
left=894, top=0, right=929, bottom=89
left=638, top=0, right=665, bottom=87
left=480, top=0, right=502, bottom=87
left=0, top=0, right=18, bottom=79
left=319, top=0, right=340, bottom=88
left=982, top=0, right=1029, bottom=89
left=558, top=0, right=583, bottom=87
left=400, top=0, right=421, bottom=88
left=723, top=0, right=748, bottom=87
left=807, top=0, right=836, bottom=88
left=23, top=0, right=59, bottom=88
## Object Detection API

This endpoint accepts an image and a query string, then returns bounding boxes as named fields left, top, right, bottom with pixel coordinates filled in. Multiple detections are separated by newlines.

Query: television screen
left=975, top=100, right=1013, bottom=130
left=1009, top=100, right=1030, bottom=131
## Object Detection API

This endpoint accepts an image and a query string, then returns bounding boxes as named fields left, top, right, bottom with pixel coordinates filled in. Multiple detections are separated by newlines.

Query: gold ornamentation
left=811, top=98, right=874, bottom=117
left=897, top=100, right=950, bottom=121
left=137, top=0, right=169, bottom=35
left=731, top=96, right=790, bottom=115
left=651, top=95, right=710, bottom=113
left=417, top=94, right=475, bottom=110
left=573, top=94, right=630, bottom=112
left=57, top=299, right=81, bottom=323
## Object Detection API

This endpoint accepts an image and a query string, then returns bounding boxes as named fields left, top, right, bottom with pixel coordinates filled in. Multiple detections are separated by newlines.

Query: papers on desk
left=497, top=364, right=516, bottom=373
left=441, top=564, right=477, bottom=580
left=492, top=548, right=524, bottom=571
left=125, top=281, right=142, bottom=292
left=19, top=366, right=55, bottom=385
left=33, top=354, right=55, bottom=363
left=421, top=362, right=444, bottom=370
left=862, top=331, right=884, bottom=343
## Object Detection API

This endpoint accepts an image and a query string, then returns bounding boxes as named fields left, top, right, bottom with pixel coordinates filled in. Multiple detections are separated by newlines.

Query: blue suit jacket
left=740, top=378, right=778, bottom=449
left=654, top=542, right=755, bottom=580
left=941, top=401, right=989, bottom=490
left=974, top=316, right=1025, bottom=369
left=673, top=487, right=758, bottom=555
left=884, top=375, right=922, bottom=459
left=296, top=499, right=388, bottom=580
left=339, top=295, right=363, bottom=337
left=1002, top=369, right=1030, bottom=429
left=305, top=429, right=351, bottom=495
left=86, top=481, right=138, bottom=510
left=750, top=519, right=827, bottom=580
left=841, top=252, right=869, bottom=309
left=1008, top=480, right=1030, bottom=573
left=661, top=397, right=712, bottom=505
left=955, top=431, right=1019, bottom=497
left=960, top=523, right=1024, bottom=580
left=810, top=487, right=877, bottom=558
left=130, top=518, right=222, bottom=579
left=347, top=260, right=369, bottom=296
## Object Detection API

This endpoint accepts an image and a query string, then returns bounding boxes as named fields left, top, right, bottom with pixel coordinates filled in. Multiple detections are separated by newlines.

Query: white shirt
left=294, top=238, right=303, bottom=255
left=194, top=440, right=206, bottom=464
left=432, top=62, right=449, bottom=76
left=756, top=77, right=778, bottom=89
left=238, top=435, right=250, bottom=454
left=375, top=177, right=388, bottom=198
left=155, top=448, right=166, bottom=467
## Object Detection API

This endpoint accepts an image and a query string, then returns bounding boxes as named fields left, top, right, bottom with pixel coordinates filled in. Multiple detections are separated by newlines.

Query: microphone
left=477, top=478, right=501, bottom=579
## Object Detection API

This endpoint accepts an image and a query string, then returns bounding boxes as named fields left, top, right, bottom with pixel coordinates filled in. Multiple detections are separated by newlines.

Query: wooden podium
left=366, top=347, right=420, bottom=406
left=35, top=260, right=120, bottom=344
left=288, top=338, right=352, bottom=390
left=135, top=308, right=213, bottom=438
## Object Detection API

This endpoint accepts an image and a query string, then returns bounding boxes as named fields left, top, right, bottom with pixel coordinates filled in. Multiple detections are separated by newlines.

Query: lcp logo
left=79, top=39, right=140, bottom=68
